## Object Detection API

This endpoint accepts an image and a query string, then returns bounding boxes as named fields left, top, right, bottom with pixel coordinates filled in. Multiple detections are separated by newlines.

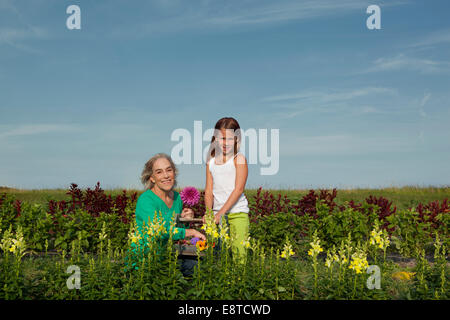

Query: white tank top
left=208, top=152, right=249, bottom=215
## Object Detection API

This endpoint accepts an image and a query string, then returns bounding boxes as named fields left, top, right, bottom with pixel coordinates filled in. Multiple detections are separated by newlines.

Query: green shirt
left=135, top=189, right=186, bottom=242
left=124, top=189, right=187, bottom=272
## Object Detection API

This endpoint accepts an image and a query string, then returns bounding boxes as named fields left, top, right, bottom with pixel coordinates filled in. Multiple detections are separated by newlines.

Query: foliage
left=0, top=185, right=449, bottom=300
left=249, top=211, right=307, bottom=253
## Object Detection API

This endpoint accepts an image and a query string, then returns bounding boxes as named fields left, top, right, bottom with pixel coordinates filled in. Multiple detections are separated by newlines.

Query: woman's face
left=150, top=158, right=175, bottom=192
left=216, top=128, right=235, bottom=156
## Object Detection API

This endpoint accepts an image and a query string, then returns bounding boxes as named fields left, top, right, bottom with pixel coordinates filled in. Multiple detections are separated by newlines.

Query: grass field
left=1, top=185, right=449, bottom=209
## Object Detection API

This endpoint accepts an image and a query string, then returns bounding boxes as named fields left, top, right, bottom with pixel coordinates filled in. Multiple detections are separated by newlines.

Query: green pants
left=222, top=212, right=249, bottom=263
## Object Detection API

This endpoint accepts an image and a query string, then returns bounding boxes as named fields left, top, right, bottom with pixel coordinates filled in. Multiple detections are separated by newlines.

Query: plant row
left=0, top=211, right=447, bottom=300
left=0, top=184, right=449, bottom=257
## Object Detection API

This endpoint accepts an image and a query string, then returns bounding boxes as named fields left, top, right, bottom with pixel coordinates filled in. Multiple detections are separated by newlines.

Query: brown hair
left=140, top=153, right=178, bottom=190
left=206, top=117, right=242, bottom=162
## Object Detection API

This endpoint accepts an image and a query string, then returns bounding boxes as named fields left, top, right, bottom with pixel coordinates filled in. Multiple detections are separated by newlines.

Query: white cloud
left=110, top=0, right=409, bottom=37
left=360, top=106, right=381, bottom=114
left=0, top=0, right=49, bottom=53
left=0, top=26, right=47, bottom=43
left=365, top=54, right=450, bottom=74
left=409, top=29, right=450, bottom=48
left=263, top=87, right=396, bottom=103
left=204, top=0, right=364, bottom=26
left=419, top=92, right=431, bottom=118
left=281, top=133, right=413, bottom=156
left=261, top=87, right=397, bottom=119
left=0, top=124, right=79, bottom=139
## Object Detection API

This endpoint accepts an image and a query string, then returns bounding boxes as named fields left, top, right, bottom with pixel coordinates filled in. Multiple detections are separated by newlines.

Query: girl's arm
left=204, top=161, right=214, bottom=211
left=215, top=154, right=248, bottom=222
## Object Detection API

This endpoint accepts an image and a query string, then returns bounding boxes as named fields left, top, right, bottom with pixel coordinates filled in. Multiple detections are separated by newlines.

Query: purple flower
left=190, top=237, right=200, bottom=245
left=180, top=186, right=200, bottom=206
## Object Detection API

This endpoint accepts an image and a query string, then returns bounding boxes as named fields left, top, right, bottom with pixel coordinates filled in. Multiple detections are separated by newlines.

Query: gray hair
left=140, top=153, right=178, bottom=190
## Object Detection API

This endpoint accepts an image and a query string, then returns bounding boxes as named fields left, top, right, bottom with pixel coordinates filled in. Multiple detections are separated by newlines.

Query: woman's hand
left=181, top=207, right=194, bottom=219
left=185, top=229, right=206, bottom=241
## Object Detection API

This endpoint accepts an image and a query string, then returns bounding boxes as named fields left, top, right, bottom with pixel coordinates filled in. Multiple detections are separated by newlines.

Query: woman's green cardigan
left=124, top=189, right=188, bottom=271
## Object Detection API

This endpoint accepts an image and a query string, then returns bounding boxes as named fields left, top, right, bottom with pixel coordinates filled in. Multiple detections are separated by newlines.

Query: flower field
left=0, top=183, right=449, bottom=300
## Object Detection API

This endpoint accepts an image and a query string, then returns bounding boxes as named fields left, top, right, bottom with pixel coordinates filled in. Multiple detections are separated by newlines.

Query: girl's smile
left=217, top=128, right=236, bottom=157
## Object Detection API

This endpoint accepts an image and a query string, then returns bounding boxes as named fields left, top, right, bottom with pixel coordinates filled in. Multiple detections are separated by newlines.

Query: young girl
left=204, top=117, right=250, bottom=262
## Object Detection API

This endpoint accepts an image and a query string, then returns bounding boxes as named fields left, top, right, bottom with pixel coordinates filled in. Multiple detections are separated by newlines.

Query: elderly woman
left=127, top=153, right=205, bottom=276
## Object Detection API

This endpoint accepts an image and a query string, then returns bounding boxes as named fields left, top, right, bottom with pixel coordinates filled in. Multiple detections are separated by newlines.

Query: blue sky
left=1, top=0, right=449, bottom=190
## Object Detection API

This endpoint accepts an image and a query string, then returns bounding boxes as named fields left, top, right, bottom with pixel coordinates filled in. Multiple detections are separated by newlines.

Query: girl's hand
left=181, top=208, right=194, bottom=219
left=214, top=213, right=223, bottom=225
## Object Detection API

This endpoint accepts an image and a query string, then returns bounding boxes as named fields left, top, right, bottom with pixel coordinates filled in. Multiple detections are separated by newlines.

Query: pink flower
left=180, top=186, right=200, bottom=207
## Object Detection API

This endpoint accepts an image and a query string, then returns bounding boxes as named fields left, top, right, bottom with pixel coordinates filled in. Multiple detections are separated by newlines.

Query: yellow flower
left=9, top=244, right=16, bottom=253
left=280, top=240, right=295, bottom=259
left=130, top=233, right=140, bottom=244
left=308, top=236, right=323, bottom=257
left=369, top=224, right=390, bottom=250
left=348, top=250, right=369, bottom=274
left=392, top=271, right=416, bottom=281
left=220, top=228, right=230, bottom=241
left=241, top=237, right=251, bottom=249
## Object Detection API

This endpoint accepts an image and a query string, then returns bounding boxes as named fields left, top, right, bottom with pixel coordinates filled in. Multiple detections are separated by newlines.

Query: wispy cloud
left=281, top=132, right=413, bottom=156
left=0, top=124, right=79, bottom=139
left=110, top=0, right=408, bottom=38
left=204, top=0, right=367, bottom=26
left=408, top=29, right=450, bottom=48
left=364, top=54, right=450, bottom=74
left=419, top=92, right=431, bottom=118
left=0, top=0, right=48, bottom=53
left=263, top=87, right=396, bottom=103
left=0, top=27, right=46, bottom=44
left=359, top=106, right=387, bottom=114
left=261, top=87, right=397, bottom=118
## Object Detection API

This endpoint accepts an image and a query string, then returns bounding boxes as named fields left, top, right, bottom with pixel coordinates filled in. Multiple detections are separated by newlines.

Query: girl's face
left=216, top=128, right=236, bottom=156
left=150, top=158, right=175, bottom=192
